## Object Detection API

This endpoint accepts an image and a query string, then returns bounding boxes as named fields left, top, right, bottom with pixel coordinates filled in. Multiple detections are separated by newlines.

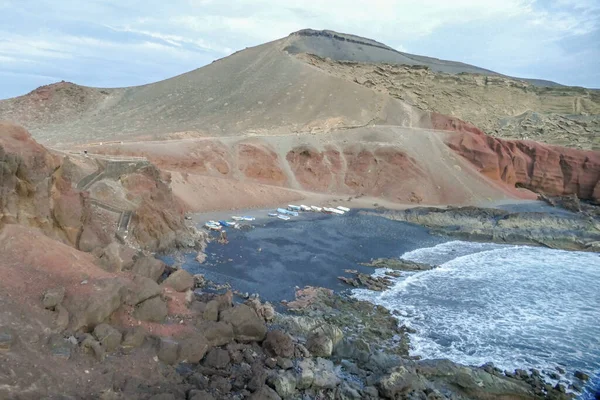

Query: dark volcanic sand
left=165, top=210, right=444, bottom=303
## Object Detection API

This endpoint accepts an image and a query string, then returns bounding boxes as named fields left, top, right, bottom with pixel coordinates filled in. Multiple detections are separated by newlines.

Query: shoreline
left=172, top=200, right=600, bottom=398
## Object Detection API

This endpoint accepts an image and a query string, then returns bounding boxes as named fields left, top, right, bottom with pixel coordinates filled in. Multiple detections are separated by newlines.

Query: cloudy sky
left=0, top=0, right=598, bottom=98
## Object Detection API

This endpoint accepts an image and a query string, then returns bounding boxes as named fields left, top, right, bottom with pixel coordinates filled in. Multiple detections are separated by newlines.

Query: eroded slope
left=299, top=54, right=600, bottom=149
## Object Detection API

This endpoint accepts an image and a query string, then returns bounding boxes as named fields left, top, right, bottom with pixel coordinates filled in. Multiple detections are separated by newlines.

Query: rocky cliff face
left=0, top=122, right=87, bottom=245
left=0, top=122, right=199, bottom=252
left=435, top=115, right=600, bottom=201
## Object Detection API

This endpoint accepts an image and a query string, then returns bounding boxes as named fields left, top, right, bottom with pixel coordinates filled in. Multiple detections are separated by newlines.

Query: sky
left=0, top=0, right=599, bottom=99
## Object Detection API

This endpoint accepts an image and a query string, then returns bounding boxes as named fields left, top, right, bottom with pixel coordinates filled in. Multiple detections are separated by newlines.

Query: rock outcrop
left=372, top=205, right=600, bottom=252
left=0, top=122, right=204, bottom=251
left=438, top=116, right=600, bottom=202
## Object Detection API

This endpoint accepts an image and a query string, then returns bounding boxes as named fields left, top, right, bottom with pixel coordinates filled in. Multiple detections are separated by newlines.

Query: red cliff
left=432, top=113, right=600, bottom=202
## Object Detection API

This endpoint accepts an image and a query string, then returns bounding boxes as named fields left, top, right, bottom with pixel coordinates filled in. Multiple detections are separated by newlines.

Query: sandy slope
left=0, top=35, right=423, bottom=145
left=89, top=126, right=532, bottom=209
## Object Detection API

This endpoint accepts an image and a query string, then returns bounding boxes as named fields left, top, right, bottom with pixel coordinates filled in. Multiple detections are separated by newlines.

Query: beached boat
left=300, top=205, right=312, bottom=211
left=287, top=205, right=301, bottom=211
left=277, top=208, right=299, bottom=216
left=218, top=220, right=237, bottom=227
left=277, top=215, right=291, bottom=221
left=324, top=207, right=344, bottom=215
left=311, top=206, right=323, bottom=212
left=231, top=216, right=244, bottom=221
left=204, top=223, right=222, bottom=231
left=337, top=206, right=350, bottom=212
left=268, top=213, right=278, bottom=217
left=241, top=216, right=256, bottom=221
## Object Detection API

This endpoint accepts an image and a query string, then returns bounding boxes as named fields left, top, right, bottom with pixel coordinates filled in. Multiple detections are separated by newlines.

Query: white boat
left=277, top=208, right=298, bottom=216
left=204, top=223, right=222, bottom=231
left=311, top=206, right=323, bottom=212
left=219, top=220, right=237, bottom=227
left=300, top=205, right=312, bottom=211
left=277, top=214, right=291, bottom=221
left=241, top=216, right=256, bottom=221
left=268, top=213, right=278, bottom=217
left=337, top=206, right=350, bottom=212
left=324, top=207, right=344, bottom=215
left=287, top=205, right=301, bottom=211
left=231, top=216, right=244, bottom=221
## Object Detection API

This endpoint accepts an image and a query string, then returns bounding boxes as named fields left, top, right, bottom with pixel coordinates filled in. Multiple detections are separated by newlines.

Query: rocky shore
left=0, top=125, right=595, bottom=399
left=364, top=200, right=600, bottom=252
left=3, top=247, right=590, bottom=400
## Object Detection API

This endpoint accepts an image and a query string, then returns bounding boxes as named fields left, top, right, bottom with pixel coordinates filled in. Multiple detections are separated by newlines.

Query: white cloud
left=105, top=25, right=233, bottom=54
left=0, top=0, right=598, bottom=97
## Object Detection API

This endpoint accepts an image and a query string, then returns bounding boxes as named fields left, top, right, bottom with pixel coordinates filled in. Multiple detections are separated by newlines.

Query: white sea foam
left=353, top=241, right=600, bottom=391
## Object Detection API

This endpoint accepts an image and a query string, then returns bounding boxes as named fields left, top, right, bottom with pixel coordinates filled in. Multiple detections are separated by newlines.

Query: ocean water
left=353, top=241, right=600, bottom=398
left=175, top=210, right=443, bottom=302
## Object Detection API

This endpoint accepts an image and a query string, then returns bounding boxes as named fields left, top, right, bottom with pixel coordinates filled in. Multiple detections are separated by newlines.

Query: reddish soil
left=236, top=142, right=288, bottom=186
left=434, top=113, right=600, bottom=201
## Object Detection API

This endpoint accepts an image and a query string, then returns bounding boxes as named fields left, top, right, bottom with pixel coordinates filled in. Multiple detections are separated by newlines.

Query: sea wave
left=353, top=241, right=600, bottom=396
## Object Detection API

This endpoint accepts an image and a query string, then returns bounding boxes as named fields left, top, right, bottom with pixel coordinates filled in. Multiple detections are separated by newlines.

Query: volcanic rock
left=93, top=323, right=122, bottom=352
left=133, top=296, right=168, bottom=323
left=131, top=256, right=166, bottom=282
left=161, top=269, right=194, bottom=292
left=220, top=304, right=267, bottom=343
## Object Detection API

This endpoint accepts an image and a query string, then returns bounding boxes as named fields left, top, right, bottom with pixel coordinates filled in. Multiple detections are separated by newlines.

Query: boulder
left=121, top=327, right=146, bottom=350
left=248, top=364, right=268, bottom=392
left=296, top=359, right=315, bottom=390
left=312, top=358, right=341, bottom=390
left=157, top=338, right=179, bottom=365
left=202, top=300, right=219, bottom=322
left=93, top=324, right=122, bottom=352
left=215, top=290, right=233, bottom=311
left=209, top=375, right=232, bottom=393
left=133, top=296, right=168, bottom=322
left=265, top=357, right=277, bottom=369
left=220, top=304, right=267, bottom=342
left=377, top=366, right=422, bottom=399
left=161, top=269, right=194, bottom=292
left=80, top=333, right=105, bottom=361
left=263, top=330, right=294, bottom=358
left=203, top=348, right=231, bottom=369
left=338, top=382, right=362, bottom=399
left=179, top=333, right=209, bottom=363
left=277, top=357, right=293, bottom=370
left=97, top=242, right=123, bottom=272
left=196, top=321, right=234, bottom=347
left=270, top=370, right=296, bottom=398
left=276, top=315, right=343, bottom=346
left=306, top=331, right=333, bottom=357
left=126, top=275, right=162, bottom=306
left=131, top=256, right=166, bottom=282
left=54, top=304, right=70, bottom=332
left=67, top=278, right=127, bottom=331
left=42, top=287, right=65, bottom=309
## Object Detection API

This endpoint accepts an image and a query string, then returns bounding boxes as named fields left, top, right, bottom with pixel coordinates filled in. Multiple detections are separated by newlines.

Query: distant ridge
left=285, top=29, right=562, bottom=87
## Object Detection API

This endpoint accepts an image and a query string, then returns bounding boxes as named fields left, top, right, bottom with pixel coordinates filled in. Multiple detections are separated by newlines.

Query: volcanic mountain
left=1, top=29, right=599, bottom=208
